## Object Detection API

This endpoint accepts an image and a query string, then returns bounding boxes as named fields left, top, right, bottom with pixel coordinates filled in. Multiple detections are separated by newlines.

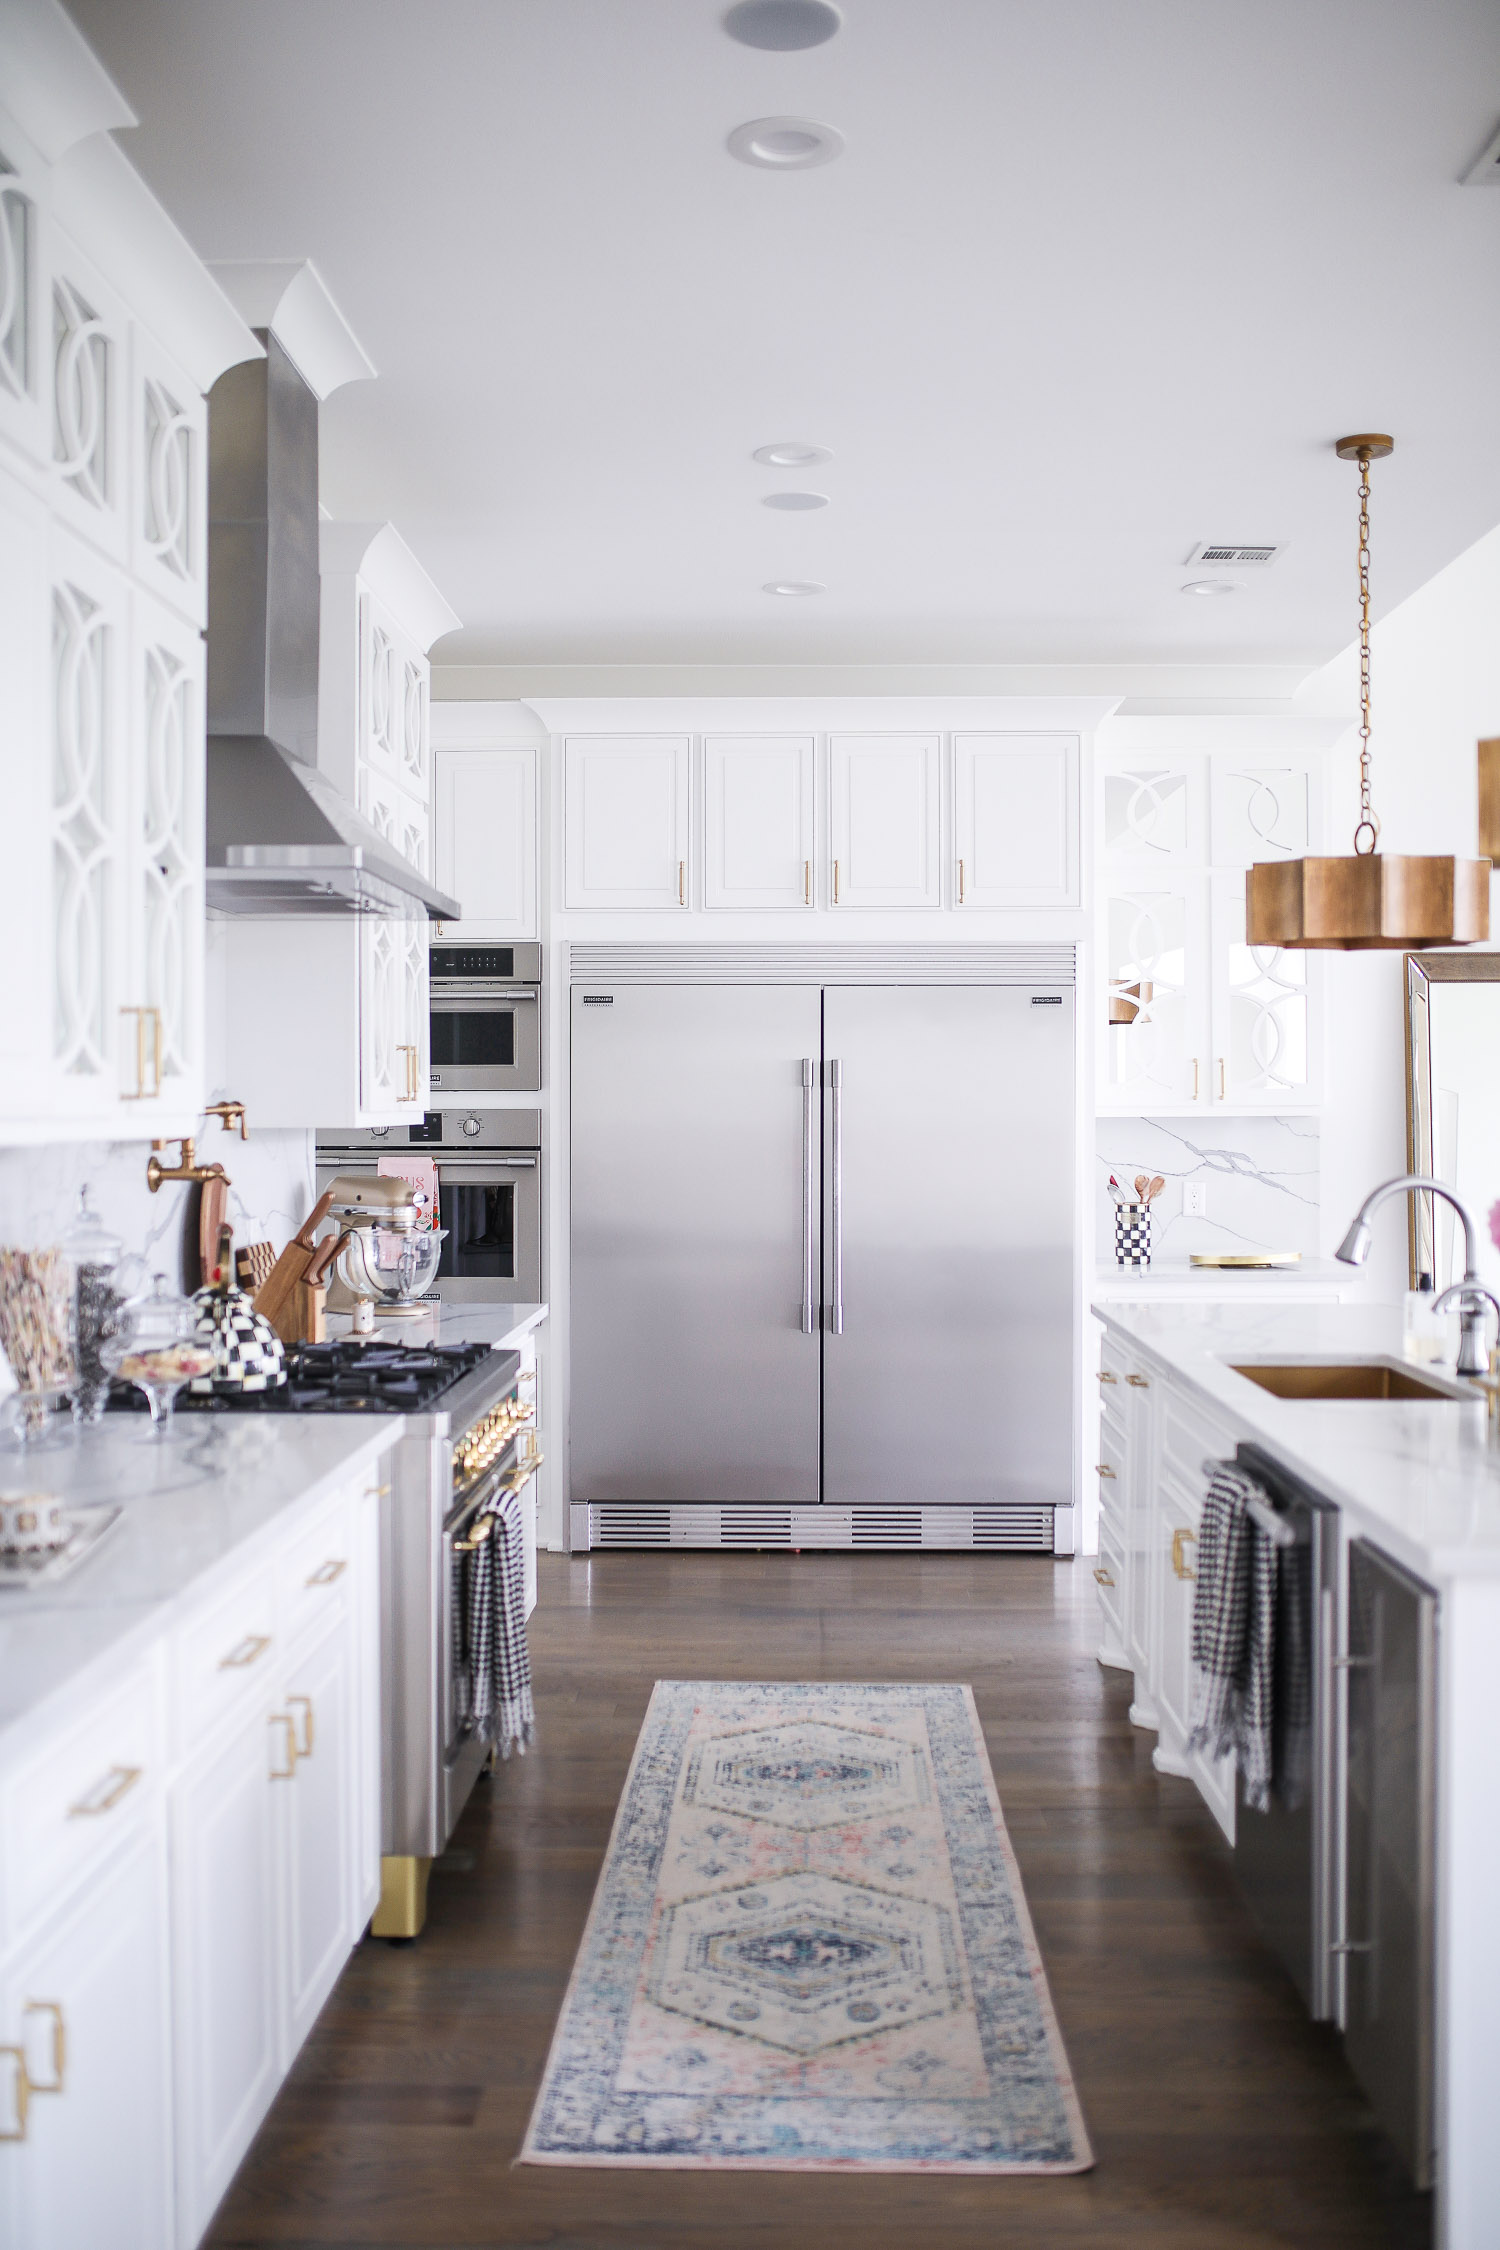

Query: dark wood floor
left=210, top=1551, right=1430, bottom=2249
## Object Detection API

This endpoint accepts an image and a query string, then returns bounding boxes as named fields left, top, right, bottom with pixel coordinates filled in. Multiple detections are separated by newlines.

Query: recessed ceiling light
left=753, top=441, right=831, bottom=467
left=762, top=491, right=828, bottom=511
left=728, top=117, right=844, bottom=169
left=1181, top=579, right=1242, bottom=596
left=763, top=580, right=825, bottom=596
left=723, top=0, right=842, bottom=49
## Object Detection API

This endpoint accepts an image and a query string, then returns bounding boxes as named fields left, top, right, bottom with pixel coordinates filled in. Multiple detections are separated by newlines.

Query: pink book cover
left=376, top=1153, right=439, bottom=1230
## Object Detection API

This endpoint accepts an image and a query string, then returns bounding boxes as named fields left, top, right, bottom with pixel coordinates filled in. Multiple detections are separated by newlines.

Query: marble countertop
left=327, top=1299, right=548, bottom=1351
left=0, top=1416, right=393, bottom=1747
left=1094, top=1256, right=1350, bottom=1292
left=1091, top=1298, right=1500, bottom=1585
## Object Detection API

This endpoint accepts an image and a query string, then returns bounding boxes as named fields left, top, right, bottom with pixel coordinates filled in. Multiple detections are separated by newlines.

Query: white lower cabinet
left=1094, top=1327, right=1239, bottom=1842
left=0, top=1463, right=386, bottom=2250
left=1, top=1825, right=174, bottom=2250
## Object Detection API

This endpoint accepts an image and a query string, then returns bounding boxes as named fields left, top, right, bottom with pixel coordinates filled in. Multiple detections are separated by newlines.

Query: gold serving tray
left=1189, top=1251, right=1302, bottom=1269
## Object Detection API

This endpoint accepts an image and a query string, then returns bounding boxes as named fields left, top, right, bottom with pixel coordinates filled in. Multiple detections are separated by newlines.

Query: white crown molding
left=431, top=700, right=548, bottom=749
left=50, top=134, right=261, bottom=391
left=521, top=693, right=1121, bottom=735
left=431, top=660, right=1318, bottom=706
left=0, top=0, right=134, bottom=165
left=320, top=521, right=461, bottom=652
left=208, top=259, right=375, bottom=400
left=1100, top=712, right=1353, bottom=753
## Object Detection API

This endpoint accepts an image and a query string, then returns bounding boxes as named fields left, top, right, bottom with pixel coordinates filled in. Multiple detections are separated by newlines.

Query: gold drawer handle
left=0, top=2048, right=29, bottom=2141
left=269, top=1713, right=298, bottom=1779
left=1126, top=1373, right=1151, bottom=1388
left=1171, top=1527, right=1198, bottom=1582
left=1097, top=1370, right=1117, bottom=1384
left=68, top=1765, right=142, bottom=1818
left=456, top=1515, right=496, bottom=1554
left=220, top=1633, right=272, bottom=1670
left=1095, top=1462, right=1117, bottom=1480
left=287, top=1693, right=315, bottom=1758
left=306, top=1557, right=347, bottom=1587
left=22, top=2002, right=65, bottom=2095
left=1093, top=1566, right=1116, bottom=1588
left=365, top=1483, right=391, bottom=1498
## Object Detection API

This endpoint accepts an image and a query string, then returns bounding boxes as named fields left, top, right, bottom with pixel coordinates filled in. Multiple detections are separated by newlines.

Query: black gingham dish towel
left=453, top=1488, right=536, bottom=1759
left=1186, top=1459, right=1276, bottom=1812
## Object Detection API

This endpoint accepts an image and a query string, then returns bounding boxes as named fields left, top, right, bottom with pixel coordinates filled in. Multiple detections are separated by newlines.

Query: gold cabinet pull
left=269, top=1713, right=298, bottom=1779
left=68, top=1765, right=142, bottom=1818
left=832, top=857, right=841, bottom=904
left=1192, top=1058, right=1200, bottom=1100
left=0, top=2048, right=29, bottom=2141
left=306, top=1557, right=347, bottom=1587
left=220, top=1633, right=271, bottom=1671
left=396, top=1043, right=418, bottom=1103
left=1093, top=1566, right=1116, bottom=1588
left=1126, top=1373, right=1151, bottom=1389
left=1218, top=1057, right=1226, bottom=1100
left=678, top=859, right=687, bottom=906
left=287, top=1693, right=315, bottom=1758
left=365, top=1482, right=391, bottom=1499
left=22, top=2002, right=65, bottom=2095
left=1095, top=1462, right=1117, bottom=1479
left=803, top=858, right=811, bottom=905
left=1097, top=1369, right=1117, bottom=1384
left=1171, top=1526, right=1198, bottom=1582
left=957, top=857, right=966, bottom=905
left=119, top=1005, right=163, bottom=1101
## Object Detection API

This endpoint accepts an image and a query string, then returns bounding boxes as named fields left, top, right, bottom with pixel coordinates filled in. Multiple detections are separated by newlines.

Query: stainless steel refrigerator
left=569, top=954, right=1076, bottom=1548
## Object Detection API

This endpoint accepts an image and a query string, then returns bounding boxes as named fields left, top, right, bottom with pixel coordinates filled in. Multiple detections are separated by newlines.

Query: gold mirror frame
left=1404, top=949, right=1500, bottom=1286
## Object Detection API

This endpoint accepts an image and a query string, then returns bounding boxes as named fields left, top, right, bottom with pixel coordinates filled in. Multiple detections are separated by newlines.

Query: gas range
left=110, top=1339, right=495, bottom=1417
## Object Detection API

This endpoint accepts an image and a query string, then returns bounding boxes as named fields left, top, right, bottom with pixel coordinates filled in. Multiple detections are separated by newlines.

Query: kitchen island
left=1093, top=1298, right=1500, bottom=2250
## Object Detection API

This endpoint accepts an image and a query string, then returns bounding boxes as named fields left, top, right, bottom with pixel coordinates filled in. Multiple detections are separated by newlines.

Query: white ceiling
left=63, top=0, right=1500, bottom=675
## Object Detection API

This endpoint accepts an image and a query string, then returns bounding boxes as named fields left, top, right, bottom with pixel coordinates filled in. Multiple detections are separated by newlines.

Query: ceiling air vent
left=1185, top=543, right=1284, bottom=567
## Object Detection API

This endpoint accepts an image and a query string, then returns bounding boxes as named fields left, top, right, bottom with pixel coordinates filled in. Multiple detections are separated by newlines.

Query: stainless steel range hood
left=205, top=331, right=459, bottom=920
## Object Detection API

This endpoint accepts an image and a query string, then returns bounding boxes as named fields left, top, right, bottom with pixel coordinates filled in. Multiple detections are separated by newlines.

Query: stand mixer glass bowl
left=334, top=1222, right=448, bottom=1318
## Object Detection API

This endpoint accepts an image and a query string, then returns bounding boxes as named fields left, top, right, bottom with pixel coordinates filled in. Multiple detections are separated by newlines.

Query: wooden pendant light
left=1244, top=436, right=1490, bottom=952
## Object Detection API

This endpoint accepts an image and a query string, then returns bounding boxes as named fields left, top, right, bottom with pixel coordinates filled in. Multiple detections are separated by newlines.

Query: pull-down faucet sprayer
left=1335, top=1174, right=1497, bottom=1377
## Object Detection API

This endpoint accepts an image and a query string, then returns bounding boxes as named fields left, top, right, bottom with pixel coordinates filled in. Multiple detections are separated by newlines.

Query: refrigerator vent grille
left=583, top=1504, right=1058, bottom=1552
left=569, top=944, right=1075, bottom=987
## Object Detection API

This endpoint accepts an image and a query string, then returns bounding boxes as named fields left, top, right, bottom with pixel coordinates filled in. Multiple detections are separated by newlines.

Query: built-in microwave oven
left=428, top=943, right=541, bottom=1095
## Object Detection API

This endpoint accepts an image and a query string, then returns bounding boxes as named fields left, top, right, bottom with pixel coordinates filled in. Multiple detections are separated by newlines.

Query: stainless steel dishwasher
left=1230, top=1443, right=1340, bottom=2020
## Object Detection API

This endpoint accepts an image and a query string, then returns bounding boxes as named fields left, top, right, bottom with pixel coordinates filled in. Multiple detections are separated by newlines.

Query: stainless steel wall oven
left=428, top=942, right=541, bottom=1094
left=316, top=1110, right=542, bottom=1303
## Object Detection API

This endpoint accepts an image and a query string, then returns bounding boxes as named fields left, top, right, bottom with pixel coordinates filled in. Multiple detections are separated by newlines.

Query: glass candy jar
left=102, top=1275, right=215, bottom=1440
left=61, top=1186, right=137, bottom=1426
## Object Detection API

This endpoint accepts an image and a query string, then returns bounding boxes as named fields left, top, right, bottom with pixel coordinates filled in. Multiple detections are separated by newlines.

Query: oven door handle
left=430, top=988, right=539, bottom=1004
left=434, top=1156, right=537, bottom=1175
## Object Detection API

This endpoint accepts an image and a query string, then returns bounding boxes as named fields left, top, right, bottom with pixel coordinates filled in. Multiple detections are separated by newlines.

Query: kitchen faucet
left=1335, top=1173, right=1497, bottom=1377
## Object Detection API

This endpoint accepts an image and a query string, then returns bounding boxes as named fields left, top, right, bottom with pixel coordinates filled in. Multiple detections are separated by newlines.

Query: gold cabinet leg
left=372, top=1855, right=432, bottom=1939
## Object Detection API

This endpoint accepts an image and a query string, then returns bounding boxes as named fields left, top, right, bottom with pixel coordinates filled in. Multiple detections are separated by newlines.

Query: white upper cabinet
left=0, top=109, right=47, bottom=467
left=703, top=735, right=815, bottom=910
left=1099, top=874, right=1211, bottom=1111
left=1098, top=759, right=1206, bottom=867
left=1209, top=761, right=1313, bottom=865
left=564, top=734, right=690, bottom=909
left=953, top=733, right=1079, bottom=908
left=1210, top=870, right=1318, bottom=1109
left=47, top=233, right=129, bottom=563
left=130, top=328, right=206, bottom=625
left=433, top=744, right=538, bottom=939
left=828, top=733, right=940, bottom=910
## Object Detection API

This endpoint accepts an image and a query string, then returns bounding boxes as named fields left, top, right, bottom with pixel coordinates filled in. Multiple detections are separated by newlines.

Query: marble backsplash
left=0, top=1128, right=317, bottom=1293
left=1095, top=1116, right=1320, bottom=1260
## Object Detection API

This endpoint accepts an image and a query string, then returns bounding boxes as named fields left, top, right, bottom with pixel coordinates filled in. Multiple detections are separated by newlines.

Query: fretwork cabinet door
left=1209, top=870, right=1319, bottom=1109
left=1097, top=875, right=1212, bottom=1112
left=564, top=735, right=691, bottom=909
left=124, top=589, right=205, bottom=1130
left=828, top=733, right=940, bottom=909
left=703, top=735, right=815, bottom=909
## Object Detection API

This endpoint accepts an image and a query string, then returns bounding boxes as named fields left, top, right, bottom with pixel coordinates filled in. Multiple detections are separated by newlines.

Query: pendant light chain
left=1353, top=448, right=1380, bottom=853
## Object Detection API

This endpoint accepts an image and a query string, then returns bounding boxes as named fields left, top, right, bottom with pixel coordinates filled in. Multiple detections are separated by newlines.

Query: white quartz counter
left=1092, top=1297, right=1500, bottom=1586
left=0, top=1416, right=393, bottom=1746
left=329, top=1299, right=548, bottom=1351
left=1094, top=1256, right=1350, bottom=1295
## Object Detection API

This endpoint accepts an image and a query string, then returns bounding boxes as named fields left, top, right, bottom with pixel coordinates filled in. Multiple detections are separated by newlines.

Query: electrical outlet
left=1183, top=1181, right=1207, bottom=1217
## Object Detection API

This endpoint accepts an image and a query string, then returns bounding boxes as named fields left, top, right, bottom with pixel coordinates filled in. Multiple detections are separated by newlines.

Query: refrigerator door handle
left=801, top=1058, right=817, bottom=1333
left=829, top=1057, right=844, bottom=1335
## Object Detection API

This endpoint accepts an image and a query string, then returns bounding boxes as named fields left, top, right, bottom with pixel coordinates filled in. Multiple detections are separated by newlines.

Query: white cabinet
left=169, top=1692, right=282, bottom=2249
left=359, top=902, right=428, bottom=1119
left=564, top=735, right=690, bottom=909
left=953, top=733, right=1079, bottom=908
left=279, top=1612, right=355, bottom=2056
left=828, top=733, right=940, bottom=909
left=1097, top=750, right=1321, bottom=1115
left=1, top=1827, right=174, bottom=2250
left=433, top=746, right=538, bottom=939
left=703, top=735, right=815, bottom=910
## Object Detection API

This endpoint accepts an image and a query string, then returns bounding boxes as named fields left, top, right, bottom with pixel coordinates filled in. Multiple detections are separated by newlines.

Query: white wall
left=1300, top=523, right=1500, bottom=1301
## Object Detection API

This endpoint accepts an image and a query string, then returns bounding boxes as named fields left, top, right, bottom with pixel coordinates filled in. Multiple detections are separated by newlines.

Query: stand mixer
left=321, top=1175, right=447, bottom=1329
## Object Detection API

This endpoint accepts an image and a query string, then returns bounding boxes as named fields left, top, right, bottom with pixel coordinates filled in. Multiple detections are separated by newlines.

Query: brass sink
left=1229, top=1359, right=1472, bottom=1403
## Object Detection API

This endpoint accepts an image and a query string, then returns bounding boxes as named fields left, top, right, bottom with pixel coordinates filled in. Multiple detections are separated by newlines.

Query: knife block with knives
left=252, top=1191, right=341, bottom=1346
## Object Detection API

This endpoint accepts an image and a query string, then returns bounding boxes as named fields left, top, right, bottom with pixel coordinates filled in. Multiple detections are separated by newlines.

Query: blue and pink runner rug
left=521, top=1681, right=1092, bottom=2173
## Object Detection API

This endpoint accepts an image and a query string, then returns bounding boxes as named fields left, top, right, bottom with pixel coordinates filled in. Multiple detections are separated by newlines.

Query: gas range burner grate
left=109, top=1339, right=493, bottom=1416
